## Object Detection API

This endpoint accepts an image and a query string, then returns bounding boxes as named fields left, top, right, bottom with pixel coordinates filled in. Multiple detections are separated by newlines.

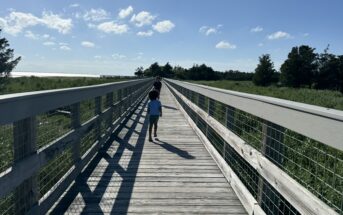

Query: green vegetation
left=192, top=80, right=343, bottom=111
left=0, top=76, right=130, bottom=95
left=253, top=54, right=277, bottom=86
left=280, top=45, right=318, bottom=88
left=0, top=29, right=21, bottom=86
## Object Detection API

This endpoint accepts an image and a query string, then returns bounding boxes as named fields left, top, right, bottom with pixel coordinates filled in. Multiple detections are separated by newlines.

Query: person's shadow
left=162, top=105, right=178, bottom=110
left=153, top=139, right=195, bottom=159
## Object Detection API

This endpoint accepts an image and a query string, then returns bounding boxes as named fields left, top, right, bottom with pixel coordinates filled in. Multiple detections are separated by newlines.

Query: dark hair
left=149, top=90, right=159, bottom=100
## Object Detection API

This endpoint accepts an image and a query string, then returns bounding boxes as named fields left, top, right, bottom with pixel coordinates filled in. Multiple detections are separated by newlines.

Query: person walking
left=147, top=90, right=162, bottom=141
left=153, top=76, right=162, bottom=99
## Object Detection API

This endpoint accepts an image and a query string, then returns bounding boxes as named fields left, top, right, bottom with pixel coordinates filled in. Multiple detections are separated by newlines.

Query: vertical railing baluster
left=226, top=106, right=235, bottom=132
left=13, top=117, right=39, bottom=214
left=95, top=96, right=102, bottom=140
left=208, top=98, right=215, bottom=116
left=71, top=103, right=81, bottom=164
left=257, top=120, right=285, bottom=207
left=106, top=92, right=114, bottom=129
left=118, top=89, right=123, bottom=115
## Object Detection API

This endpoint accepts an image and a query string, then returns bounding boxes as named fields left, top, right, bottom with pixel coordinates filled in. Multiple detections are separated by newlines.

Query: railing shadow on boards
left=0, top=78, right=153, bottom=214
left=50, top=98, right=149, bottom=214
left=165, top=79, right=343, bottom=215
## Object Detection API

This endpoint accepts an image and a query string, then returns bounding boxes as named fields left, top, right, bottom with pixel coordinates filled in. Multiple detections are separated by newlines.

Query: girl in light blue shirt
left=147, top=90, right=162, bottom=141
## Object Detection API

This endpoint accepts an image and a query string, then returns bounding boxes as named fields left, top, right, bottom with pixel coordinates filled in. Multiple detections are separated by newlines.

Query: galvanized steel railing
left=165, top=79, right=343, bottom=215
left=0, top=78, right=152, bottom=214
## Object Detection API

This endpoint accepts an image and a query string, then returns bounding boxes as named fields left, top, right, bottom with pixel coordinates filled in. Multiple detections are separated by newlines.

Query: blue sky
left=1, top=0, right=343, bottom=76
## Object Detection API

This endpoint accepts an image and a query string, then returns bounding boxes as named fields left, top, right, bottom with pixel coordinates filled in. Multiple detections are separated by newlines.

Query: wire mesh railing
left=166, top=79, right=342, bottom=215
left=0, top=78, right=152, bottom=214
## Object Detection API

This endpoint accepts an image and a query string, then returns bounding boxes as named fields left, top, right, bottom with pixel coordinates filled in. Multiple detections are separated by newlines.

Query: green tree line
left=254, top=45, right=343, bottom=93
left=135, top=62, right=253, bottom=81
left=137, top=45, right=343, bottom=93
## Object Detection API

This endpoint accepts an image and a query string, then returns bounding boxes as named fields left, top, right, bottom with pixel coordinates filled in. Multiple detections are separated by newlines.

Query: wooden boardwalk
left=50, top=86, right=247, bottom=214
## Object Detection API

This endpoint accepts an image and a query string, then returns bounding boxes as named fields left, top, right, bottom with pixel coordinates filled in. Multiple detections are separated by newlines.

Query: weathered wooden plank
left=60, top=198, right=242, bottom=205
left=65, top=205, right=247, bottom=214
left=78, top=177, right=229, bottom=183
left=82, top=181, right=229, bottom=187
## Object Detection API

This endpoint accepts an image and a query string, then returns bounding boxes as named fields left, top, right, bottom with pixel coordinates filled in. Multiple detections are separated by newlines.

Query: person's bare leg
left=149, top=123, right=153, bottom=141
left=154, top=121, right=158, bottom=137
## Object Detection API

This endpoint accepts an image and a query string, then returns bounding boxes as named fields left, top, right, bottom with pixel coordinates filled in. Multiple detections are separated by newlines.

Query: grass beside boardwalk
left=0, top=76, right=131, bottom=95
left=192, top=80, right=343, bottom=111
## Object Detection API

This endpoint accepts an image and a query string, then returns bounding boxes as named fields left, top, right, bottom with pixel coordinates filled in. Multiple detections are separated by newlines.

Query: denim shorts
left=149, top=115, right=159, bottom=124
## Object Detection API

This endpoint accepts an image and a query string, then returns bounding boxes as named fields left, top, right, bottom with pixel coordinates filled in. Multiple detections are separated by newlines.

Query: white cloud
left=74, top=12, right=81, bottom=19
left=153, top=20, right=175, bottom=33
left=41, top=11, right=73, bottom=34
left=81, top=41, right=95, bottom=48
left=137, top=30, right=153, bottom=37
left=24, top=31, right=55, bottom=41
left=267, top=31, right=292, bottom=40
left=199, top=25, right=221, bottom=36
left=215, top=41, right=237, bottom=49
left=130, top=11, right=155, bottom=27
left=258, top=43, right=264, bottom=47
left=97, top=21, right=128, bottom=34
left=112, top=53, right=126, bottom=60
left=42, top=34, right=50, bottom=39
left=199, top=26, right=208, bottom=33
left=69, top=3, right=80, bottom=8
left=205, top=28, right=216, bottom=35
left=87, top=23, right=97, bottom=29
left=83, top=8, right=110, bottom=22
left=43, top=41, right=55, bottom=46
left=0, top=11, right=73, bottom=35
left=0, top=12, right=41, bottom=35
left=118, top=6, right=133, bottom=19
left=24, top=30, right=39, bottom=40
left=251, top=26, right=263, bottom=32
left=59, top=42, right=68, bottom=46
left=94, top=55, right=102, bottom=60
left=60, top=45, right=71, bottom=51
left=303, top=33, right=309, bottom=37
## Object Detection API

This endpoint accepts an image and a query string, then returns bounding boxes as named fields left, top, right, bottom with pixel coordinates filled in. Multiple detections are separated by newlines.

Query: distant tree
left=173, top=66, right=186, bottom=79
left=339, top=55, right=343, bottom=93
left=144, top=62, right=162, bottom=77
left=315, top=46, right=341, bottom=90
left=186, top=64, right=217, bottom=80
left=223, top=70, right=253, bottom=81
left=134, top=66, right=144, bottom=78
left=253, top=54, right=276, bottom=86
left=0, top=29, right=21, bottom=85
left=280, top=45, right=317, bottom=88
left=162, top=62, right=174, bottom=78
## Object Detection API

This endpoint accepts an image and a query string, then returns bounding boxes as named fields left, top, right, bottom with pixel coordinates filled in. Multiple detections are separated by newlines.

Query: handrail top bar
left=0, top=78, right=151, bottom=101
left=0, top=78, right=152, bottom=124
left=166, top=79, right=343, bottom=151
left=166, top=79, right=343, bottom=122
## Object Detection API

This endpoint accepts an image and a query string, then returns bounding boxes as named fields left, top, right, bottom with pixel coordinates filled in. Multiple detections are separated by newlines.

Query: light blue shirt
left=148, top=100, right=161, bottom=116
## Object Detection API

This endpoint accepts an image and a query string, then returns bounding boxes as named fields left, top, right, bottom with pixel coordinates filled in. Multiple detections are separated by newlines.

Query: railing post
left=257, top=120, right=285, bottom=208
left=226, top=106, right=236, bottom=131
left=71, top=103, right=81, bottom=163
left=106, top=92, right=114, bottom=128
left=95, top=96, right=102, bottom=140
left=208, top=98, right=215, bottom=116
left=13, top=117, right=39, bottom=214
left=118, top=89, right=123, bottom=115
